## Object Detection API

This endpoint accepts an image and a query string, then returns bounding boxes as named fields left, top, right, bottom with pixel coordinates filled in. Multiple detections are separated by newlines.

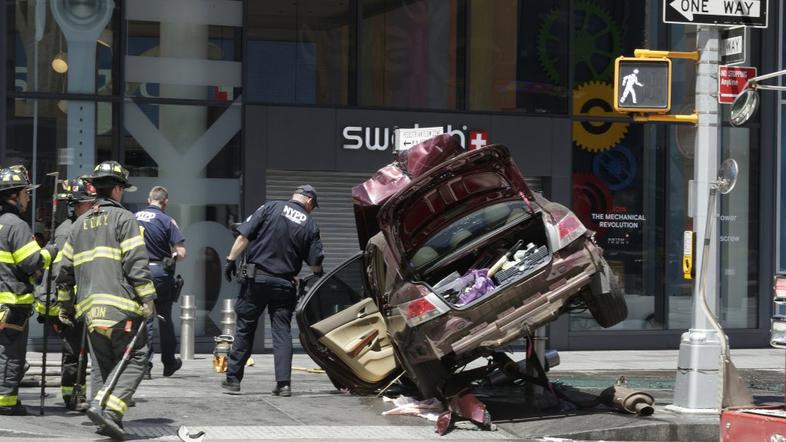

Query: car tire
left=583, top=259, right=628, bottom=328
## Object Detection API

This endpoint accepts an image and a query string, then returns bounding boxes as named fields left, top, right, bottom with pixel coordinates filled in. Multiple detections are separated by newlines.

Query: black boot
left=0, top=402, right=27, bottom=416
left=86, top=404, right=125, bottom=441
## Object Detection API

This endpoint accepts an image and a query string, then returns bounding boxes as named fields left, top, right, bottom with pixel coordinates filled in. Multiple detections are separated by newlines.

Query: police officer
left=34, top=178, right=95, bottom=411
left=135, top=186, right=186, bottom=378
left=220, top=185, right=324, bottom=397
left=0, top=165, right=57, bottom=415
left=56, top=161, right=156, bottom=440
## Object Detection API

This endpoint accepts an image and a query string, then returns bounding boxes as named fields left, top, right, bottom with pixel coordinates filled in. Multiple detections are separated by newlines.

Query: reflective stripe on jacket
left=35, top=218, right=72, bottom=317
left=55, top=198, right=156, bottom=330
left=0, top=207, right=52, bottom=306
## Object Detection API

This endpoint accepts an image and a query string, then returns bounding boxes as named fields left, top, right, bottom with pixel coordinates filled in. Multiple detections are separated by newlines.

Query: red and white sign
left=718, top=65, right=757, bottom=104
left=468, top=130, right=489, bottom=150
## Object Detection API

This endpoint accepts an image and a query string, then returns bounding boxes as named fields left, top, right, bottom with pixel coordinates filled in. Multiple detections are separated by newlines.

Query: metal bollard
left=180, top=295, right=196, bottom=360
left=220, top=299, right=236, bottom=336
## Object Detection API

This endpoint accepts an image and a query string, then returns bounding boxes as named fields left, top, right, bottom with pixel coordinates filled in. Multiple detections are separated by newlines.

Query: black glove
left=224, top=259, right=237, bottom=282
left=162, top=256, right=176, bottom=273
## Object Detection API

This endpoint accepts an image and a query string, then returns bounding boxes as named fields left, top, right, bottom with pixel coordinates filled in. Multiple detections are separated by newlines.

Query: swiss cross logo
left=468, top=130, right=488, bottom=150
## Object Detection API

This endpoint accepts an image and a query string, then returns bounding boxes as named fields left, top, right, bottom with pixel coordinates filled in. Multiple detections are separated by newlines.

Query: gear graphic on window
left=537, top=0, right=622, bottom=85
left=572, top=81, right=628, bottom=152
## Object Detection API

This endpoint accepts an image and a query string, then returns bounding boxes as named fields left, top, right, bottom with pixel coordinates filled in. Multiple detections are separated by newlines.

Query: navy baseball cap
left=295, top=184, right=319, bottom=207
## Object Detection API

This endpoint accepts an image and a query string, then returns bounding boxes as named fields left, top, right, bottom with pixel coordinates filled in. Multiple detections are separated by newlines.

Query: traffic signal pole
left=670, top=25, right=723, bottom=412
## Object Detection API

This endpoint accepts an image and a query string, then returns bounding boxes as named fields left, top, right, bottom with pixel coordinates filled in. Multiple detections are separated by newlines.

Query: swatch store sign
left=342, top=124, right=489, bottom=151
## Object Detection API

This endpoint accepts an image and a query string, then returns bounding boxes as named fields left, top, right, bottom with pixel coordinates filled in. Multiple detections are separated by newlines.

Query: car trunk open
left=378, top=145, right=534, bottom=267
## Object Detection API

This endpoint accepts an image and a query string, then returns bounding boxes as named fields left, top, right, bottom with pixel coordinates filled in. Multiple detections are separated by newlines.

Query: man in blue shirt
left=221, top=185, right=324, bottom=397
left=135, top=186, right=187, bottom=378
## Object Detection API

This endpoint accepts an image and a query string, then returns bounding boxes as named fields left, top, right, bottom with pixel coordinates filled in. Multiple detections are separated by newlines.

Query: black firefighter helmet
left=87, top=161, right=137, bottom=192
left=0, top=165, right=40, bottom=194
left=58, top=177, right=97, bottom=202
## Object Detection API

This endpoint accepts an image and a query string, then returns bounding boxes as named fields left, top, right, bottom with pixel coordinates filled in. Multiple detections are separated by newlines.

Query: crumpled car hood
left=352, top=134, right=463, bottom=249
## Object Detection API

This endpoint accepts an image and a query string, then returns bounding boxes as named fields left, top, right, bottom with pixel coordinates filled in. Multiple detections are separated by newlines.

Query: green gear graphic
left=537, top=0, right=622, bottom=85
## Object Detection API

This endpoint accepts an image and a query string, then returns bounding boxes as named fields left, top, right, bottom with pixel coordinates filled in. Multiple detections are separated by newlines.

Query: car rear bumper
left=427, top=240, right=604, bottom=358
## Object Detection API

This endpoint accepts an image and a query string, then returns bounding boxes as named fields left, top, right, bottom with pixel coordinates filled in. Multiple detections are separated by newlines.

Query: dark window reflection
left=246, top=0, right=351, bottom=105
left=7, top=0, right=117, bottom=95
left=468, top=0, right=568, bottom=114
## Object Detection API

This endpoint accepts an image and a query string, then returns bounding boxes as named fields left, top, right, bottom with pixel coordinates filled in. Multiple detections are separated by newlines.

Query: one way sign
left=663, top=0, right=768, bottom=28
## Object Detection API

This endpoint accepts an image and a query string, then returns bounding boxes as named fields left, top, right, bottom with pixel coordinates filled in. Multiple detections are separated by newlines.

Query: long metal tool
left=71, top=322, right=88, bottom=405
left=98, top=319, right=148, bottom=411
left=39, top=171, right=59, bottom=416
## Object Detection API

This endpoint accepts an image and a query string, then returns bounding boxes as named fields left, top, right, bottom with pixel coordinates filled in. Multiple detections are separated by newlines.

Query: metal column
left=671, top=25, right=723, bottom=412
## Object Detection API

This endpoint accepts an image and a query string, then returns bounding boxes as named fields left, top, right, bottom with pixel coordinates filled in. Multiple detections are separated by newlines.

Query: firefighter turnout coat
left=56, top=198, right=156, bottom=330
left=34, top=218, right=73, bottom=318
left=0, top=206, right=53, bottom=309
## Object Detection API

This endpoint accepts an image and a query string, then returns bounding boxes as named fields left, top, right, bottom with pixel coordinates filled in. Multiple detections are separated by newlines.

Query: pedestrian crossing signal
left=613, top=57, right=672, bottom=113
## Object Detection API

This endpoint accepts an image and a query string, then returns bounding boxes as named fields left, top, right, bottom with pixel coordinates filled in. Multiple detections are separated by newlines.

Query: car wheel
left=583, top=259, right=628, bottom=328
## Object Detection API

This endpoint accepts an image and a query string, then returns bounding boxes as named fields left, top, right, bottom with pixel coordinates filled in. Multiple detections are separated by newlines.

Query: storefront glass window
left=246, top=0, right=350, bottom=105
left=467, top=0, right=567, bottom=114
left=665, top=24, right=762, bottom=330
left=126, top=1, right=242, bottom=102
left=570, top=122, right=664, bottom=331
left=358, top=0, right=461, bottom=110
left=123, top=98, right=241, bottom=337
left=8, top=0, right=117, bottom=95
left=718, top=127, right=759, bottom=329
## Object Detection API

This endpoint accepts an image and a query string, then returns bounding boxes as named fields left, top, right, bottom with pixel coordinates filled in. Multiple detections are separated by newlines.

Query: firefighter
left=34, top=177, right=95, bottom=411
left=134, top=186, right=187, bottom=379
left=56, top=161, right=156, bottom=440
left=0, top=165, right=57, bottom=415
left=221, top=185, right=324, bottom=397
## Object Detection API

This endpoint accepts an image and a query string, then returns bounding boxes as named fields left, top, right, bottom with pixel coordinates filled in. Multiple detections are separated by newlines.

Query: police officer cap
left=0, top=165, right=41, bottom=193
left=295, top=184, right=319, bottom=208
left=87, top=161, right=137, bottom=192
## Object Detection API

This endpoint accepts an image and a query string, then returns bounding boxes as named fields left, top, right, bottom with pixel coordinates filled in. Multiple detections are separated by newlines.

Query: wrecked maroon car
left=295, top=134, right=627, bottom=399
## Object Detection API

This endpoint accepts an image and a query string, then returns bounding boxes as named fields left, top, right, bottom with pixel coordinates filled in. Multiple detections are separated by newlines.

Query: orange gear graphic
left=572, top=81, right=629, bottom=152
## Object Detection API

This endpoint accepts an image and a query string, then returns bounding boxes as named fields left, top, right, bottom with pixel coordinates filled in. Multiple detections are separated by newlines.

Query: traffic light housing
left=614, top=57, right=672, bottom=113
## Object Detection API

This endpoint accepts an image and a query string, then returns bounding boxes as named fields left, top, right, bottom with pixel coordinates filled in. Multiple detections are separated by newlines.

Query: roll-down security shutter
left=265, top=170, right=373, bottom=273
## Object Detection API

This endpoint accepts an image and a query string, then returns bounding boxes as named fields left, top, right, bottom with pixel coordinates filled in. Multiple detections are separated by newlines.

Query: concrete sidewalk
left=1, top=349, right=783, bottom=441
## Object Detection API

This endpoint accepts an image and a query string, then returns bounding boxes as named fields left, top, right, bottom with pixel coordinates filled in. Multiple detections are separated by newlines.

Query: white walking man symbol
left=620, top=69, right=644, bottom=104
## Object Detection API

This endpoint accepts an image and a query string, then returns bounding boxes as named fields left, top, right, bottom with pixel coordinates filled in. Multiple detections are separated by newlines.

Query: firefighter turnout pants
left=0, top=322, right=28, bottom=409
left=59, top=322, right=87, bottom=401
left=89, top=320, right=147, bottom=421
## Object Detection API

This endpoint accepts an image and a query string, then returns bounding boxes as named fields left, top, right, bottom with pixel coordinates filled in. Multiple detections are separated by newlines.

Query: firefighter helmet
left=58, top=177, right=96, bottom=202
left=87, top=161, right=137, bottom=192
left=0, top=165, right=40, bottom=193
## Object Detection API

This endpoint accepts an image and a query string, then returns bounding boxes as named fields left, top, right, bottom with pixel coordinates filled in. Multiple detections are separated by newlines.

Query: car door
left=295, top=253, right=401, bottom=394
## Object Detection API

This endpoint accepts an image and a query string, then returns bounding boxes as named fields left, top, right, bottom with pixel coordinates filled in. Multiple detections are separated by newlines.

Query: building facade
left=2, top=0, right=781, bottom=351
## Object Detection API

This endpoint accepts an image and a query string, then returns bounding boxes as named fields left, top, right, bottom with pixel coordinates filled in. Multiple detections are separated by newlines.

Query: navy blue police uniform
left=227, top=199, right=324, bottom=388
left=134, top=205, right=185, bottom=374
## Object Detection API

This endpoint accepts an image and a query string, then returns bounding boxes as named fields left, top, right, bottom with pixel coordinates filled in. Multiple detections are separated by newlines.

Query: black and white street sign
left=721, top=26, right=747, bottom=65
left=614, top=57, right=672, bottom=113
left=663, top=0, right=768, bottom=28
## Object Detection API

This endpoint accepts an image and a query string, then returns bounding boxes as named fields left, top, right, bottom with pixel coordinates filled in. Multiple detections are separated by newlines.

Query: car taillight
left=398, top=292, right=449, bottom=327
left=555, top=211, right=587, bottom=250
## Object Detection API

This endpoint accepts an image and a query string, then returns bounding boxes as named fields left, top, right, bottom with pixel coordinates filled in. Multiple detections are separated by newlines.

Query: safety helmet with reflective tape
left=87, top=161, right=137, bottom=192
left=58, top=177, right=96, bottom=202
left=0, top=165, right=40, bottom=193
